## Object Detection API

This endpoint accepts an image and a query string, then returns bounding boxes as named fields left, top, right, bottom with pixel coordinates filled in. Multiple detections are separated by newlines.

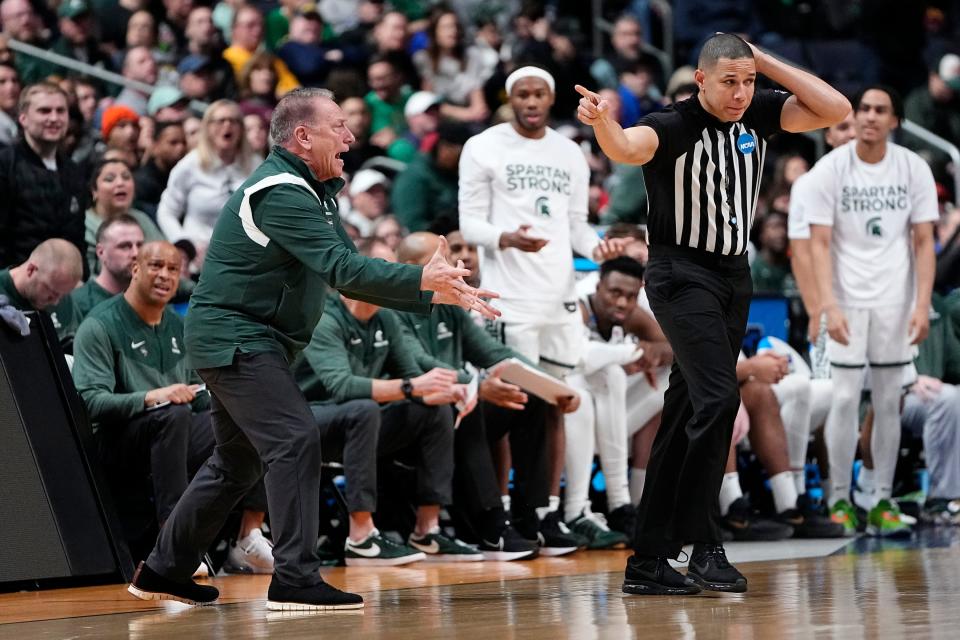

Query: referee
left=576, top=33, right=849, bottom=595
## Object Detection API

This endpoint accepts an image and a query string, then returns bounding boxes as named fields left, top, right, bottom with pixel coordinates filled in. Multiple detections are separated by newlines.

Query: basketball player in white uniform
left=808, top=85, right=938, bottom=536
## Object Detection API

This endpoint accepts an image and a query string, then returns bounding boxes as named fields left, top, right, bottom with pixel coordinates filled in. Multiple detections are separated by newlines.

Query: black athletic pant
left=312, top=399, right=455, bottom=513
left=632, top=246, right=751, bottom=558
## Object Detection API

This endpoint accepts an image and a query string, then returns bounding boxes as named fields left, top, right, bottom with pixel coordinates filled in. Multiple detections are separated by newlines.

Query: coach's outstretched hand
left=422, top=236, right=501, bottom=319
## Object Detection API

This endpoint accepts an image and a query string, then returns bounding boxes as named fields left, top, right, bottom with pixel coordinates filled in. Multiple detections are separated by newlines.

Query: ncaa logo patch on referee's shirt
left=736, top=133, right=756, bottom=154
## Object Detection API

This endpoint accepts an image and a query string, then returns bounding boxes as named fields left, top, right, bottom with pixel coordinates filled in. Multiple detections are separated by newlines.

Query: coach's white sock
left=629, top=468, right=646, bottom=505
left=792, top=469, right=806, bottom=496
left=770, top=471, right=799, bottom=514
left=719, top=472, right=743, bottom=516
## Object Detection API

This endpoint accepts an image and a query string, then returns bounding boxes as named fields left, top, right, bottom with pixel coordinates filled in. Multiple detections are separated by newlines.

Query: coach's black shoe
left=687, top=544, right=747, bottom=593
left=721, top=497, right=794, bottom=541
left=127, top=561, right=220, bottom=605
left=266, top=576, right=364, bottom=611
left=622, top=554, right=702, bottom=596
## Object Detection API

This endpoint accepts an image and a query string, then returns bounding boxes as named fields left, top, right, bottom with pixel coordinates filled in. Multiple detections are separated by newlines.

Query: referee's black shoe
left=266, top=576, right=364, bottom=611
left=622, top=554, right=702, bottom=596
left=687, top=544, right=747, bottom=593
left=127, top=561, right=220, bottom=605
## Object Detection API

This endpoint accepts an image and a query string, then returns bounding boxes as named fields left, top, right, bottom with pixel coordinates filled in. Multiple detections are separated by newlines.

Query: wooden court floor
left=1, top=547, right=959, bottom=639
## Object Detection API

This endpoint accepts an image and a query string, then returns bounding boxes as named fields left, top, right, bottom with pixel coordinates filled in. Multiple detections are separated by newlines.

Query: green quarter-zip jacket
left=70, top=278, right=115, bottom=323
left=396, top=306, right=519, bottom=383
left=72, top=295, right=207, bottom=432
left=294, top=296, right=423, bottom=403
left=185, top=146, right=432, bottom=370
left=0, top=268, right=79, bottom=344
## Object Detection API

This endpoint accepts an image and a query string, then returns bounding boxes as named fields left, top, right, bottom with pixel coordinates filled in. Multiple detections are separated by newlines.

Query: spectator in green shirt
left=71, top=215, right=144, bottom=323
left=751, top=211, right=797, bottom=296
left=365, top=56, right=413, bottom=143
left=0, top=238, right=83, bottom=346
left=392, top=121, right=469, bottom=232
left=73, top=241, right=271, bottom=576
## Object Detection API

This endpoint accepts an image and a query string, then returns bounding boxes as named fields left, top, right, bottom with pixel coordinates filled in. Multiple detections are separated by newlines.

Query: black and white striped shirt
left=638, top=90, right=791, bottom=256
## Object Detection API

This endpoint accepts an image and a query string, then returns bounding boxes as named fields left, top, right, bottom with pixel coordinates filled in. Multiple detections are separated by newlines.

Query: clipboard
left=490, top=358, right=578, bottom=405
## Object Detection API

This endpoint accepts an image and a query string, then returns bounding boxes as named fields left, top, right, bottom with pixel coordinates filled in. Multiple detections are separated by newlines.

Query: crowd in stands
left=2, top=0, right=960, bottom=572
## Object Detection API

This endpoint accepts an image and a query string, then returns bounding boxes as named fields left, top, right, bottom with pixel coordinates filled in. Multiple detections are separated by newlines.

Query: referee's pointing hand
left=421, top=236, right=501, bottom=320
left=575, top=85, right=611, bottom=127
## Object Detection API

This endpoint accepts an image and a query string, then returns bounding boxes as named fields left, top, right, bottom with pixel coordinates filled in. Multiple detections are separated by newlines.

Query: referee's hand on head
left=575, top=85, right=611, bottom=127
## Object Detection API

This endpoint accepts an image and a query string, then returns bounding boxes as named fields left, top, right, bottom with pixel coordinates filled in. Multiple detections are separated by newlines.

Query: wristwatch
left=401, top=378, right=414, bottom=400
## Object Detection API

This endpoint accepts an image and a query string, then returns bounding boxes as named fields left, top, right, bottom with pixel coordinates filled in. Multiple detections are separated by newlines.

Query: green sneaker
left=567, top=509, right=629, bottom=550
left=344, top=529, right=426, bottom=566
left=829, top=499, right=860, bottom=537
left=867, top=499, right=913, bottom=538
left=409, top=529, right=484, bottom=562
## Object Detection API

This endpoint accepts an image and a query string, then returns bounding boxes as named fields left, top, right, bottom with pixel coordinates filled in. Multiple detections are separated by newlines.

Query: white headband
left=505, top=66, right=555, bottom=95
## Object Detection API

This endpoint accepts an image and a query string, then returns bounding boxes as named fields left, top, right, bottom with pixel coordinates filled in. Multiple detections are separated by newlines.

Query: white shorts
left=626, top=366, right=670, bottom=437
left=827, top=304, right=913, bottom=369
left=494, top=304, right=584, bottom=377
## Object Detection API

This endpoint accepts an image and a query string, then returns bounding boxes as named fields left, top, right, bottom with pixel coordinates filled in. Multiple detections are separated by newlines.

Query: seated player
left=395, top=232, right=562, bottom=559
left=294, top=239, right=483, bottom=565
left=0, top=238, right=83, bottom=346
left=565, top=256, right=673, bottom=545
left=72, top=215, right=144, bottom=322
left=72, top=242, right=272, bottom=574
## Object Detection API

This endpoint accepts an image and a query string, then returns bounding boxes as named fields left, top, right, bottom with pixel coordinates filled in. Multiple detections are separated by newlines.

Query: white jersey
left=458, top=123, right=598, bottom=322
left=787, top=171, right=814, bottom=240
left=805, top=141, right=938, bottom=308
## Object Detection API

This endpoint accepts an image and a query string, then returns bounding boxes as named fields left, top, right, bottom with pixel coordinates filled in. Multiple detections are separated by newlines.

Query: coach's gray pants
left=147, top=351, right=325, bottom=587
left=903, top=383, right=960, bottom=499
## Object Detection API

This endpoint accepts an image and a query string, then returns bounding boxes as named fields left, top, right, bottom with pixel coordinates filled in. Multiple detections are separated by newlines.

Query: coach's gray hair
left=270, top=87, right=336, bottom=145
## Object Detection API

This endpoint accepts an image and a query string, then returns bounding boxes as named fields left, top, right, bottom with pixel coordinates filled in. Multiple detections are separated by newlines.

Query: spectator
left=223, top=5, right=300, bottom=99
left=445, top=227, right=479, bottom=287
left=615, top=56, right=661, bottom=127
left=243, top=111, right=270, bottom=157
left=364, top=10, right=419, bottom=88
left=751, top=211, right=796, bottom=296
left=413, top=9, right=490, bottom=123
left=85, top=158, right=165, bottom=275
left=156, top=100, right=260, bottom=262
left=71, top=241, right=272, bottom=574
left=147, top=86, right=191, bottom=123
left=338, top=95, right=384, bottom=175
left=373, top=214, right=404, bottom=252
left=183, top=6, right=236, bottom=100
left=344, top=168, right=390, bottom=236
left=95, top=0, right=144, bottom=56
left=115, top=46, right=159, bottom=115
left=294, top=242, right=480, bottom=564
left=74, top=78, right=99, bottom=126
left=264, top=0, right=303, bottom=52
left=157, top=0, right=193, bottom=56
left=134, top=121, right=188, bottom=218
left=0, top=83, right=87, bottom=276
left=1, top=0, right=52, bottom=84
left=903, top=293, right=960, bottom=525
left=392, top=121, right=469, bottom=232
left=100, top=104, right=141, bottom=167
left=388, top=90, right=440, bottom=162
left=277, top=5, right=356, bottom=87
left=905, top=53, right=960, bottom=152
left=0, top=238, right=83, bottom=343
left=763, top=153, right=809, bottom=216
left=182, top=114, right=201, bottom=149
left=238, top=51, right=281, bottom=117
left=0, top=61, right=20, bottom=145
left=365, top=56, right=413, bottom=147
left=52, top=0, right=110, bottom=71
left=472, top=17, right=504, bottom=83
left=71, top=214, right=144, bottom=321
left=590, top=15, right=668, bottom=92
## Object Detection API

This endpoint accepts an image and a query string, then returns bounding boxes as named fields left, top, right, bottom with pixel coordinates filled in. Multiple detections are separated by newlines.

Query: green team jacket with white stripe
left=184, top=145, right=433, bottom=370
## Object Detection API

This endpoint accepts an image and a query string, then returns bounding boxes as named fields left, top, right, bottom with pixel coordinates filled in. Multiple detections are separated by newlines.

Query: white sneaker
left=223, top=529, right=275, bottom=574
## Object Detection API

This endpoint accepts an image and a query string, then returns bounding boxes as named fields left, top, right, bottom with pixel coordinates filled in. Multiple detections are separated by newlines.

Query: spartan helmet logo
left=866, top=217, right=884, bottom=238
left=535, top=196, right=551, bottom=217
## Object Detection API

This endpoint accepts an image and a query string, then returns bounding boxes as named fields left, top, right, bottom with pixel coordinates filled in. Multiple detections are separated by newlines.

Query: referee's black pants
left=632, top=247, right=752, bottom=558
